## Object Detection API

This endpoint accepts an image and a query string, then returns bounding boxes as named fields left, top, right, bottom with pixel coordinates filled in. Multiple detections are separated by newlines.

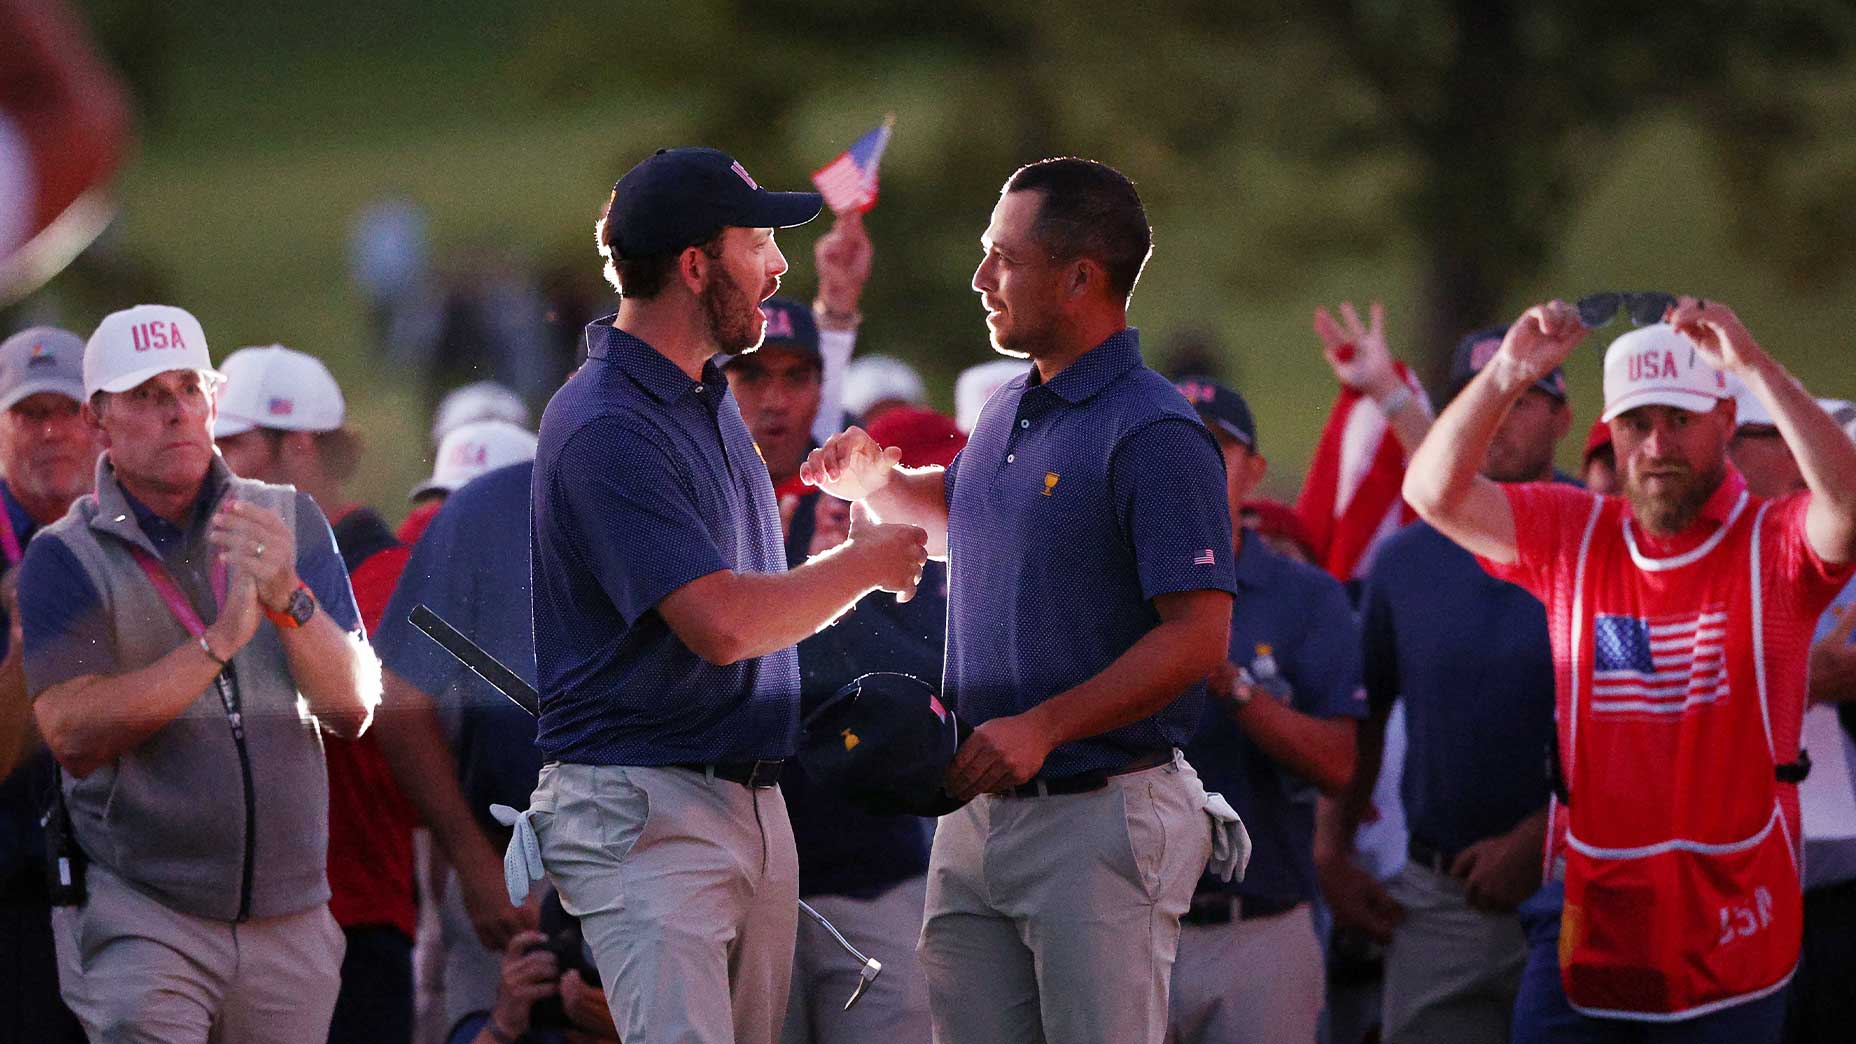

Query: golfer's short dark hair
left=594, top=192, right=723, bottom=299
left=1004, top=158, right=1153, bottom=303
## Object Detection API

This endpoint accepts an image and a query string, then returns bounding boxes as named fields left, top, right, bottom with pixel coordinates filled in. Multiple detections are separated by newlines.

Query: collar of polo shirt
left=587, top=322, right=729, bottom=406
left=1023, top=329, right=1144, bottom=404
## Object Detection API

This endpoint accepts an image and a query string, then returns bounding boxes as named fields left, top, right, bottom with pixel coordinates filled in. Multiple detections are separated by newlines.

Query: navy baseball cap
left=606, top=147, right=823, bottom=259
left=798, top=673, right=972, bottom=818
left=1176, top=377, right=1257, bottom=449
left=1449, top=325, right=1567, bottom=401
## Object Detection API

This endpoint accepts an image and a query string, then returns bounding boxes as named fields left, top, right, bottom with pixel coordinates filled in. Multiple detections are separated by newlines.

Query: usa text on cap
left=83, top=304, right=219, bottom=400
left=1600, top=323, right=1729, bottom=423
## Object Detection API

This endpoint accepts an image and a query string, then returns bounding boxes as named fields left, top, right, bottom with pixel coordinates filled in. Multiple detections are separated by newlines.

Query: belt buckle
left=745, top=759, right=781, bottom=789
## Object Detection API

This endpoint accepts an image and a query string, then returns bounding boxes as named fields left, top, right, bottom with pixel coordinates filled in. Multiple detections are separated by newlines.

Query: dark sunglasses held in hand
left=1575, top=291, right=1677, bottom=331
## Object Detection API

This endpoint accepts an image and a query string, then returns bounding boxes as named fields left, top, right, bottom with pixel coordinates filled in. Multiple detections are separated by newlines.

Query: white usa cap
left=1600, top=323, right=1730, bottom=423
left=431, top=381, right=529, bottom=446
left=954, top=359, right=1031, bottom=434
left=213, top=345, right=346, bottom=437
left=84, top=304, right=218, bottom=400
left=411, top=419, right=538, bottom=501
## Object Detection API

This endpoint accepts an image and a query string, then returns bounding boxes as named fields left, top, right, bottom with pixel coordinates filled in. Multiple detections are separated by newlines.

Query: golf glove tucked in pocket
left=1202, top=791, right=1251, bottom=883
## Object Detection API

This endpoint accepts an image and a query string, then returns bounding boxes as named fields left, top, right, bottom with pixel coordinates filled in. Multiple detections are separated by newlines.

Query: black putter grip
left=408, top=603, right=541, bottom=718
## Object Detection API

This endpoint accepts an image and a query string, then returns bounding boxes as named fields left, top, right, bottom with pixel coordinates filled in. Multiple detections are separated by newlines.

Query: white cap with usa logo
left=410, top=419, right=538, bottom=501
left=212, top=344, right=346, bottom=437
left=1599, top=323, right=1731, bottom=423
left=83, top=303, right=217, bottom=400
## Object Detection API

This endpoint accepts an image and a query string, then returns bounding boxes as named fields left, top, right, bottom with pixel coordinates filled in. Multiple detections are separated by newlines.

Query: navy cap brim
left=746, top=190, right=825, bottom=230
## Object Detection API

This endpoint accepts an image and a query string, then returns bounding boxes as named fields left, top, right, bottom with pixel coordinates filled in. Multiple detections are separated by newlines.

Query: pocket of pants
left=596, top=771, right=655, bottom=863
left=1119, top=780, right=1168, bottom=899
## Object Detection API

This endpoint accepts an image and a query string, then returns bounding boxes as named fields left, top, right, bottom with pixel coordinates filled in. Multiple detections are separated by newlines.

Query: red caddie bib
left=1556, top=489, right=1801, bottom=1020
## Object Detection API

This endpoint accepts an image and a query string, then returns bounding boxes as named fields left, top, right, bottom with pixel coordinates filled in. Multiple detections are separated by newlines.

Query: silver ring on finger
left=254, top=543, right=265, bottom=558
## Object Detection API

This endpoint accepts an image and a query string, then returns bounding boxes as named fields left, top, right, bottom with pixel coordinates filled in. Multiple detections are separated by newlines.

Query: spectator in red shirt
left=1402, top=298, right=1856, bottom=1042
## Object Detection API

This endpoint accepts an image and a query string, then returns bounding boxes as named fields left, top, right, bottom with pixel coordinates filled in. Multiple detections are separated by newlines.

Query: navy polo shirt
left=1361, top=520, right=1555, bottom=855
left=375, top=462, right=541, bottom=837
left=943, top=330, right=1237, bottom=779
left=1185, top=534, right=1366, bottom=903
left=530, top=321, right=799, bottom=765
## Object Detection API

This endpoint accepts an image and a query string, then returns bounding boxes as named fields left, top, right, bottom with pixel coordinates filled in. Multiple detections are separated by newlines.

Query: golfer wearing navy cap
left=522, top=148, right=928, bottom=1044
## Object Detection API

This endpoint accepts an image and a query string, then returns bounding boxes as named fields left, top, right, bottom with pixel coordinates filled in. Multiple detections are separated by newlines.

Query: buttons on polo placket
left=1006, top=453, right=1016, bottom=464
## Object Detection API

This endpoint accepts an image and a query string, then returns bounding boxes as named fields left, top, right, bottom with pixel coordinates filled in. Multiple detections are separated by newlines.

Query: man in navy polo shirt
left=1167, top=379, right=1365, bottom=1044
left=1318, top=326, right=1569, bottom=1044
left=523, top=147, right=929, bottom=1044
left=802, top=157, right=1237, bottom=1044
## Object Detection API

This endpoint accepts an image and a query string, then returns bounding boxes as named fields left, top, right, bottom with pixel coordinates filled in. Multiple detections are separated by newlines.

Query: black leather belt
left=1407, top=837, right=1458, bottom=875
left=1003, top=750, right=1172, bottom=799
left=677, top=759, right=784, bottom=789
left=1182, top=891, right=1303, bottom=925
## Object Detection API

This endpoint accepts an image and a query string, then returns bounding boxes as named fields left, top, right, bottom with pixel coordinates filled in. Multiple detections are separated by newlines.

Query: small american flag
left=1193, top=549, right=1217, bottom=566
left=811, top=119, right=893, bottom=215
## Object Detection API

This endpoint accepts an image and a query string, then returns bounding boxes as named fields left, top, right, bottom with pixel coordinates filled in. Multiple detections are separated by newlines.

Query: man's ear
left=1247, top=452, right=1269, bottom=490
left=1552, top=401, right=1574, bottom=442
left=1066, top=257, right=1097, bottom=301
left=81, top=399, right=111, bottom=448
left=676, top=242, right=713, bottom=297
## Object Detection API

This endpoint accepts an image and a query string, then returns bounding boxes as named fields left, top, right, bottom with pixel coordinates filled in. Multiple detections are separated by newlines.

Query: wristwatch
left=265, top=583, right=316, bottom=630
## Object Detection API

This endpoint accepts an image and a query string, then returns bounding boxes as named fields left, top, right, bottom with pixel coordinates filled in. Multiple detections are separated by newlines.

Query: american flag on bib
left=1591, top=609, right=1730, bottom=715
left=811, top=119, right=893, bottom=215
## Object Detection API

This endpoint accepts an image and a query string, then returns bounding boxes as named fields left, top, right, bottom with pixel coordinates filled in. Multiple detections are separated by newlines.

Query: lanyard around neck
left=126, top=544, right=227, bottom=638
left=0, top=504, right=20, bottom=569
